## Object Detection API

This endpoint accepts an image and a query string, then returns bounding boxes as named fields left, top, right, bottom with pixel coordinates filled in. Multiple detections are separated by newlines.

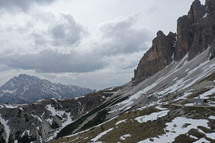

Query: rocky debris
left=0, top=74, right=92, bottom=104
left=133, top=0, right=215, bottom=82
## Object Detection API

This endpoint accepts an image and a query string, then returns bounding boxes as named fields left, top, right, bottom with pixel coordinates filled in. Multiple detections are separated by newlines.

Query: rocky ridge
left=133, top=0, right=215, bottom=82
left=0, top=74, right=92, bottom=104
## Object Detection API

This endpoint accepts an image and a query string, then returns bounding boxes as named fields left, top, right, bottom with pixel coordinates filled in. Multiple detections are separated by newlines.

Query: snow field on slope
left=137, top=117, right=209, bottom=143
left=47, top=112, right=73, bottom=141
left=46, top=104, right=65, bottom=117
left=113, top=83, right=157, bottom=112
left=174, top=92, right=192, bottom=101
left=200, top=87, right=215, bottom=99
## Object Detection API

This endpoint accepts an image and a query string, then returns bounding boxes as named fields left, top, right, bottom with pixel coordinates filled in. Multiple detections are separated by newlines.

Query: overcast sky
left=0, top=0, right=205, bottom=89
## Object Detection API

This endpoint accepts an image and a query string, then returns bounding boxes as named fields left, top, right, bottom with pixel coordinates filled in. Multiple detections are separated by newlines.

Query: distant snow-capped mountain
left=0, top=74, right=92, bottom=104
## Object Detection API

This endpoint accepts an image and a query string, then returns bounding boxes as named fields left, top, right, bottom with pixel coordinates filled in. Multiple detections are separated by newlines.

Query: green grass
left=50, top=107, right=168, bottom=143
left=50, top=104, right=215, bottom=143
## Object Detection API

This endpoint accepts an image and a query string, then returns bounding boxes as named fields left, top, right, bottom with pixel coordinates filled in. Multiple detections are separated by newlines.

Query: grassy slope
left=49, top=73, right=215, bottom=143
left=49, top=104, right=215, bottom=143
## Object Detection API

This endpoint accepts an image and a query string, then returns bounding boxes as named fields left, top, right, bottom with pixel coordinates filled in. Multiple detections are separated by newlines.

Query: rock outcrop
left=133, top=0, right=215, bottom=82
left=133, top=31, right=176, bottom=82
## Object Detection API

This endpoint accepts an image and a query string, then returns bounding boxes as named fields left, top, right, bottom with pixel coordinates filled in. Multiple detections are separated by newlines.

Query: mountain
left=0, top=74, right=92, bottom=104
left=0, top=89, right=110, bottom=143
left=133, top=0, right=215, bottom=82
left=49, top=0, right=215, bottom=142
left=1, top=0, right=215, bottom=143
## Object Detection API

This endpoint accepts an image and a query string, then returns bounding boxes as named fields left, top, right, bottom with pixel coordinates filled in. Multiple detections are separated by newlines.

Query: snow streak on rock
left=135, top=110, right=169, bottom=123
left=91, top=128, right=113, bottom=142
left=120, top=134, right=131, bottom=140
left=0, top=114, right=10, bottom=143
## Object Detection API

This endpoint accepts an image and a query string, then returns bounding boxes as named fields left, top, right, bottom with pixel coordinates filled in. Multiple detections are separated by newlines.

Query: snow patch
left=47, top=112, right=73, bottom=141
left=209, top=115, right=215, bottom=120
left=200, top=87, right=215, bottom=99
left=31, top=114, right=42, bottom=122
left=0, top=114, right=10, bottom=143
left=115, top=119, right=127, bottom=125
left=46, top=118, right=53, bottom=124
left=120, top=134, right=131, bottom=140
left=206, top=132, right=215, bottom=140
left=202, top=13, right=208, bottom=18
left=2, top=89, right=17, bottom=94
left=190, top=135, right=198, bottom=140
left=184, top=103, right=194, bottom=106
left=4, top=104, right=18, bottom=109
left=46, top=104, right=65, bottom=117
left=175, top=92, right=192, bottom=101
left=135, top=110, right=169, bottom=123
left=91, top=128, right=113, bottom=142
left=193, top=138, right=210, bottom=143
left=21, top=130, right=30, bottom=137
left=116, top=83, right=157, bottom=110
left=155, top=106, right=168, bottom=111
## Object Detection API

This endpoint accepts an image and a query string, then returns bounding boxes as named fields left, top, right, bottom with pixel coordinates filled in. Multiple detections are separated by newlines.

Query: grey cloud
left=0, top=49, right=105, bottom=73
left=0, top=14, right=152, bottom=74
left=49, top=15, right=88, bottom=47
left=0, top=0, right=55, bottom=12
left=98, top=15, right=152, bottom=56
left=31, top=14, right=88, bottom=48
left=31, top=33, right=48, bottom=48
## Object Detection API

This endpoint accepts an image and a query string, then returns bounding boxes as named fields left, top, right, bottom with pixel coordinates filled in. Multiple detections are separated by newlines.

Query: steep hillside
left=133, top=0, right=215, bottom=82
left=0, top=87, right=120, bottom=143
left=50, top=46, right=215, bottom=143
left=49, top=0, right=215, bottom=142
left=0, top=74, right=92, bottom=104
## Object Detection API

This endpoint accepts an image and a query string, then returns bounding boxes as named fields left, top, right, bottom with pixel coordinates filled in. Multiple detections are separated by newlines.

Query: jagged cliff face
left=133, top=0, right=215, bottom=82
left=133, top=31, right=176, bottom=82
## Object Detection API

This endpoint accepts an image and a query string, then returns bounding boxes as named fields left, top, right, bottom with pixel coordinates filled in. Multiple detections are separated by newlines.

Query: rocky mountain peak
left=18, top=74, right=39, bottom=80
left=0, top=74, right=92, bottom=104
left=156, top=30, right=165, bottom=37
left=133, top=0, right=215, bottom=82
left=188, top=0, right=205, bottom=23
left=206, top=0, right=215, bottom=11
